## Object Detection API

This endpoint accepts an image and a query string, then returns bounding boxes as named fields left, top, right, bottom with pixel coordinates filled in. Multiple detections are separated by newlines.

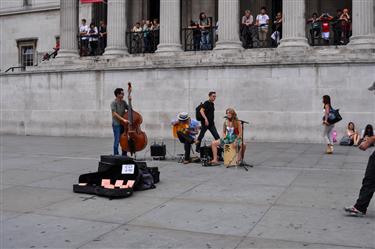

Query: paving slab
left=236, top=237, right=366, bottom=249
left=275, top=185, right=368, bottom=210
left=2, top=186, right=74, bottom=212
left=35, top=195, right=170, bottom=224
left=80, top=224, right=241, bottom=249
left=1, top=213, right=119, bottom=249
left=1, top=169, right=63, bottom=185
left=292, top=170, right=364, bottom=189
left=178, top=179, right=286, bottom=205
left=26, top=173, right=79, bottom=190
left=248, top=206, right=375, bottom=248
left=2, top=135, right=375, bottom=249
left=130, top=199, right=270, bottom=237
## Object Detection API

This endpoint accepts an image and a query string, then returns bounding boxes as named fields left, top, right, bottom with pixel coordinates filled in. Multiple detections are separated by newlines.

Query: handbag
left=323, top=107, right=342, bottom=125
left=328, top=108, right=342, bottom=124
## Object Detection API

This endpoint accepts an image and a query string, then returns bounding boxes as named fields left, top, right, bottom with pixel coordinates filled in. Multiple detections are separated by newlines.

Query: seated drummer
left=171, top=112, right=200, bottom=164
left=209, top=108, right=246, bottom=166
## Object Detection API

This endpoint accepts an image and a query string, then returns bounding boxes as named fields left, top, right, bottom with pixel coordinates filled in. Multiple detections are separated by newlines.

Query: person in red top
left=319, top=13, right=333, bottom=44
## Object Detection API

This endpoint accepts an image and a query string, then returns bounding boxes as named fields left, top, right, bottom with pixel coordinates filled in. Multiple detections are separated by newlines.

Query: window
left=17, top=38, right=38, bottom=67
left=23, top=0, right=32, bottom=7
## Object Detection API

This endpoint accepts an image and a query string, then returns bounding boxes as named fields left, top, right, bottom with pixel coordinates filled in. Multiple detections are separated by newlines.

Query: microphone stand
left=237, top=119, right=253, bottom=171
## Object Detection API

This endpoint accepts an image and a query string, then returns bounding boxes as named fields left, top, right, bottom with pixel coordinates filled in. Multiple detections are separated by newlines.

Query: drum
left=224, top=144, right=238, bottom=167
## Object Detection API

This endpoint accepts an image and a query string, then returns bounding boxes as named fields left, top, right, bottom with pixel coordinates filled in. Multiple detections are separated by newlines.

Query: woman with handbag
left=322, top=95, right=335, bottom=154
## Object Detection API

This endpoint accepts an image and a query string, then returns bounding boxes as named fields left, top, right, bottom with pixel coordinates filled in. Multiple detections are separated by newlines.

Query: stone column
left=348, top=0, right=375, bottom=50
left=214, top=0, right=242, bottom=50
left=57, top=0, right=79, bottom=58
left=278, top=0, right=308, bottom=51
left=104, top=0, right=128, bottom=56
left=156, top=0, right=182, bottom=53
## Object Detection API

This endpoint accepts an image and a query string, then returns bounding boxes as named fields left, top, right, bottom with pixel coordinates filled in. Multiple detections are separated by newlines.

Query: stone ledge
left=3, top=46, right=375, bottom=75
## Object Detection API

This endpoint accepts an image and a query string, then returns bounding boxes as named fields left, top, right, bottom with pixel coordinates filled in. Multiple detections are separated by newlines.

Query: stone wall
left=1, top=51, right=374, bottom=143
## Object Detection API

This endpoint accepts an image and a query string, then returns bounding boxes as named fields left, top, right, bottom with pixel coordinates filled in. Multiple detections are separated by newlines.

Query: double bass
left=120, top=82, right=148, bottom=155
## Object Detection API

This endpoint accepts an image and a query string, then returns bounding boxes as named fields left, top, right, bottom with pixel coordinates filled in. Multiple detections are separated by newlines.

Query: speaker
left=150, top=142, right=166, bottom=159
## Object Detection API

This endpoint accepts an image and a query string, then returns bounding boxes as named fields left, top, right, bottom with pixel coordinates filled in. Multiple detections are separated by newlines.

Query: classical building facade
left=1, top=0, right=374, bottom=143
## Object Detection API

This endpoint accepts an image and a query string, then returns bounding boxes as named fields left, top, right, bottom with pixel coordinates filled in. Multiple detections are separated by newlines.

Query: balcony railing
left=126, top=30, right=159, bottom=54
left=306, top=19, right=351, bottom=46
left=182, top=27, right=217, bottom=51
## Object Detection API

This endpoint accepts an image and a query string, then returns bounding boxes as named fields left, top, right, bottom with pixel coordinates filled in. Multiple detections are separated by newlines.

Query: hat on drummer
left=177, top=112, right=190, bottom=121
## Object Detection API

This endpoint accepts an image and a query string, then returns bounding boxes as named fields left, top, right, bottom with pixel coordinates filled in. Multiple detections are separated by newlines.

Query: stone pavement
left=1, top=135, right=374, bottom=249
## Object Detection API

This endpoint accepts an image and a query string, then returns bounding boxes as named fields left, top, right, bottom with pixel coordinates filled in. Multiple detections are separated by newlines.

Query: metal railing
left=306, top=20, right=351, bottom=46
left=5, top=66, right=26, bottom=73
left=126, top=30, right=159, bottom=54
left=182, top=27, right=217, bottom=51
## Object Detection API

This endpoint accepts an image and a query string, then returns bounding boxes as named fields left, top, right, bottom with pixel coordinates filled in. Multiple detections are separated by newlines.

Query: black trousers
left=354, top=151, right=375, bottom=213
left=177, top=131, right=194, bottom=160
left=197, top=124, right=220, bottom=146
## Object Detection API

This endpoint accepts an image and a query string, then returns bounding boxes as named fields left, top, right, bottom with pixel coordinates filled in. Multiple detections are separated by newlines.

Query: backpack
left=135, top=166, right=156, bottom=191
left=196, top=102, right=204, bottom=121
left=340, top=136, right=352, bottom=146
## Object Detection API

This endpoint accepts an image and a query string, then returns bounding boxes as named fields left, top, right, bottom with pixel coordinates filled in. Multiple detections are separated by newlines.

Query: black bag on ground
left=73, top=156, right=140, bottom=199
left=135, top=165, right=157, bottom=191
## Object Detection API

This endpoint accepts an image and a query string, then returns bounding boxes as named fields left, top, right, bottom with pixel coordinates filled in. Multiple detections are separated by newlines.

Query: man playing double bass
left=111, top=88, right=130, bottom=156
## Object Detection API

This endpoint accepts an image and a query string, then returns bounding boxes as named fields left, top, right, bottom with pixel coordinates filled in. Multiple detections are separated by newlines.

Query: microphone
left=223, top=116, right=228, bottom=119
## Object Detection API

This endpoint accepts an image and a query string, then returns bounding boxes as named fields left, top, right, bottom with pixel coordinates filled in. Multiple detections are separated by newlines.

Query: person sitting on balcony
left=79, top=19, right=89, bottom=56
left=199, top=12, right=212, bottom=50
left=241, top=10, right=254, bottom=49
left=319, top=12, right=333, bottom=45
left=307, top=13, right=321, bottom=46
left=256, top=7, right=270, bottom=48
left=271, top=12, right=282, bottom=47
left=98, top=21, right=107, bottom=55
left=88, top=22, right=99, bottom=56
left=332, top=9, right=343, bottom=45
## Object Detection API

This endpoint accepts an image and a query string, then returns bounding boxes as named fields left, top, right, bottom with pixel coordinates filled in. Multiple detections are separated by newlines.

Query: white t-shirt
left=256, top=14, right=269, bottom=26
left=80, top=25, right=89, bottom=40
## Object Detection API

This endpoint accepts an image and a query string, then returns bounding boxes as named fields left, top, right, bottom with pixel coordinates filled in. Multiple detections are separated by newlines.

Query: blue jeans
left=112, top=124, right=127, bottom=156
left=200, top=31, right=211, bottom=50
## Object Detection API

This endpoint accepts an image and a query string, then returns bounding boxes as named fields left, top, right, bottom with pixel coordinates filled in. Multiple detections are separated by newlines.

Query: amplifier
left=150, top=143, right=166, bottom=159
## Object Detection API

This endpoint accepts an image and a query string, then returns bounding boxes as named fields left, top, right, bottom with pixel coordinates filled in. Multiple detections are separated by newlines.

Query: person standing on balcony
left=256, top=7, right=270, bottom=48
left=319, top=13, right=333, bottom=45
left=199, top=12, right=212, bottom=50
left=241, top=10, right=254, bottom=49
left=339, top=8, right=351, bottom=44
left=143, top=20, right=152, bottom=53
left=79, top=19, right=89, bottom=56
left=307, top=13, right=321, bottom=46
left=88, top=23, right=99, bottom=56
left=332, top=9, right=343, bottom=45
left=271, top=12, right=282, bottom=47
left=98, top=21, right=107, bottom=54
